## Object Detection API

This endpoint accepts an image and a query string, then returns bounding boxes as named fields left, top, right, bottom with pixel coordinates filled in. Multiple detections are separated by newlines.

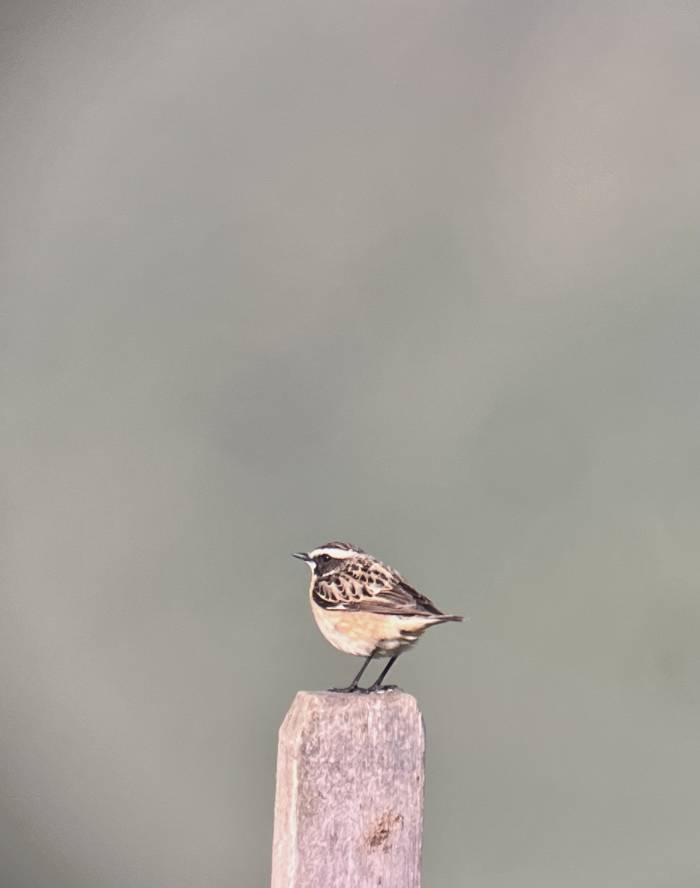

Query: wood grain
left=271, top=691, right=425, bottom=888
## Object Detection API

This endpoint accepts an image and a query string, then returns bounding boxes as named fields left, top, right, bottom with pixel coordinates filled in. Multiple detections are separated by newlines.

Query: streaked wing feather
left=316, top=577, right=361, bottom=607
left=394, top=579, right=444, bottom=615
left=318, top=574, right=444, bottom=617
left=357, top=580, right=445, bottom=616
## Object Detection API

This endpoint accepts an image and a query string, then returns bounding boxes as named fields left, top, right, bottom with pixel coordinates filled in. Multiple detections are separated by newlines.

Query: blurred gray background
left=3, top=2, right=700, bottom=886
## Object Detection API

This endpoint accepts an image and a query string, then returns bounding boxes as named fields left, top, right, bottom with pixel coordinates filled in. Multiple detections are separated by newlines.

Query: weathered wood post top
left=271, top=690, right=425, bottom=888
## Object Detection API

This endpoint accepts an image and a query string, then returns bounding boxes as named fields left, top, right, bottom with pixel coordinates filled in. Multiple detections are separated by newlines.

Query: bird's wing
left=317, top=574, right=444, bottom=617
left=361, top=578, right=445, bottom=616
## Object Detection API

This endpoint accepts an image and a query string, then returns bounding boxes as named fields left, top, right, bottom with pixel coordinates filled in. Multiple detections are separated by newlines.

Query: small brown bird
left=293, top=541, right=463, bottom=692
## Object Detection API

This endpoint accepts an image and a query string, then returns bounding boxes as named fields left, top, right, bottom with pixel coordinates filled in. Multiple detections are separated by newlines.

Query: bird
left=292, top=541, right=463, bottom=693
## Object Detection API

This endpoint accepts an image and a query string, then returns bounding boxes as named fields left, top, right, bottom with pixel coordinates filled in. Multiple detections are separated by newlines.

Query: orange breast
left=309, top=597, right=427, bottom=657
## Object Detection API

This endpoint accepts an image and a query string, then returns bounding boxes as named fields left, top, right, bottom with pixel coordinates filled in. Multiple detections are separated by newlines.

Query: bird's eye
left=317, top=555, right=329, bottom=563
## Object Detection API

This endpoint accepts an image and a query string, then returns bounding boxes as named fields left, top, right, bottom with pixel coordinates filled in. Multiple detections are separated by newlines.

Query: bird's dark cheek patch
left=316, top=558, right=341, bottom=576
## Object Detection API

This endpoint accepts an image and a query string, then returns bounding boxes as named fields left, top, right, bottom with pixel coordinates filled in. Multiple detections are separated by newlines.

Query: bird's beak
left=292, top=552, right=312, bottom=562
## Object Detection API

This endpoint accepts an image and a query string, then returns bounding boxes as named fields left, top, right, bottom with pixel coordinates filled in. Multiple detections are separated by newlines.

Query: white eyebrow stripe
left=309, top=547, right=358, bottom=559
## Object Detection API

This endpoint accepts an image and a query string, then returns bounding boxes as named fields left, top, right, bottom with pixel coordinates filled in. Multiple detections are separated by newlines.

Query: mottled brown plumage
left=292, top=542, right=463, bottom=692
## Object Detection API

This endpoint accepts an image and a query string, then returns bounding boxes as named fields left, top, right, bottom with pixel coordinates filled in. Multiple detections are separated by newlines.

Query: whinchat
left=293, top=541, right=463, bottom=692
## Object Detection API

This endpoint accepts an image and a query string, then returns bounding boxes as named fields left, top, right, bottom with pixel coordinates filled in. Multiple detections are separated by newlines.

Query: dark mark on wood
left=365, top=811, right=404, bottom=852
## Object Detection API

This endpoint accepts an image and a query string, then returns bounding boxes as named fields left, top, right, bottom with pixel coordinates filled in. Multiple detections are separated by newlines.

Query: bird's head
left=292, top=541, right=364, bottom=577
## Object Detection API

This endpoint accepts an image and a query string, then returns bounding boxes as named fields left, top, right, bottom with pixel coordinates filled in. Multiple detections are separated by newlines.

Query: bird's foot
left=368, top=684, right=400, bottom=693
left=327, top=685, right=370, bottom=694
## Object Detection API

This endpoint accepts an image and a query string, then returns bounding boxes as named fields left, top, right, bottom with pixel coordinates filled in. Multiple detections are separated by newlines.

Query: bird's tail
left=432, top=614, right=464, bottom=623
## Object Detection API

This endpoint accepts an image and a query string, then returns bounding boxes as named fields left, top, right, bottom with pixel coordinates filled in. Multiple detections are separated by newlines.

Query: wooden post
left=271, top=690, right=425, bottom=888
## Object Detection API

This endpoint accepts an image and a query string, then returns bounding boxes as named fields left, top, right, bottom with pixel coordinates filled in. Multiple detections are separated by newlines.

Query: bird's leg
left=328, top=651, right=376, bottom=693
left=367, top=655, right=399, bottom=692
